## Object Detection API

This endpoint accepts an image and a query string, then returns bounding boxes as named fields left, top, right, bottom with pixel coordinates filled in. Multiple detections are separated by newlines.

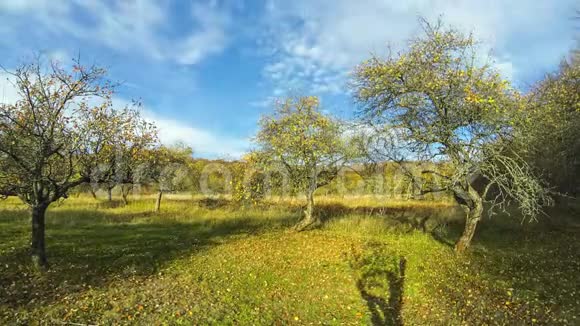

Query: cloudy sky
left=0, top=0, right=577, bottom=157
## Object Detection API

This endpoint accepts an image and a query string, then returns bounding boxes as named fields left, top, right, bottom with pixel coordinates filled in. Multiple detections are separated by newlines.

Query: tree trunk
left=107, top=187, right=113, bottom=202
left=294, top=178, right=320, bottom=231
left=31, top=204, right=49, bottom=270
left=89, top=188, right=97, bottom=199
left=454, top=187, right=483, bottom=253
left=121, top=184, right=131, bottom=205
left=155, top=191, right=163, bottom=212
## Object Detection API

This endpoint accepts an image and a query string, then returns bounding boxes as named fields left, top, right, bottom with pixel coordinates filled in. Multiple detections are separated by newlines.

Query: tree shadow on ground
left=315, top=202, right=463, bottom=247
left=333, top=201, right=580, bottom=325
left=427, top=203, right=580, bottom=250
left=317, top=202, right=460, bottom=226
left=0, top=208, right=296, bottom=312
left=350, top=246, right=407, bottom=326
left=424, top=208, right=580, bottom=324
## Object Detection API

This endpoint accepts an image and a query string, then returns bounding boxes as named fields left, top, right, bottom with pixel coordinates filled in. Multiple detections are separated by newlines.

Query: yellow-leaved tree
left=0, top=57, right=157, bottom=269
left=253, top=96, right=355, bottom=231
left=352, top=20, right=552, bottom=252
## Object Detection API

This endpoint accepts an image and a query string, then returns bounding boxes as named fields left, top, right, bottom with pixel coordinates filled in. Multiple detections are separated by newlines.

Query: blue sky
left=0, top=0, right=577, bottom=158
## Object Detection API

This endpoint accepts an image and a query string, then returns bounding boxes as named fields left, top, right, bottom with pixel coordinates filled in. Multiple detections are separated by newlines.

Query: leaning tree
left=352, top=20, right=552, bottom=252
left=0, top=57, right=156, bottom=269
left=253, top=96, right=353, bottom=231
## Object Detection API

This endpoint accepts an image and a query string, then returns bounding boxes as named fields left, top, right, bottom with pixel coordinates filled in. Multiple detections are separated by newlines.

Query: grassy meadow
left=1, top=194, right=579, bottom=325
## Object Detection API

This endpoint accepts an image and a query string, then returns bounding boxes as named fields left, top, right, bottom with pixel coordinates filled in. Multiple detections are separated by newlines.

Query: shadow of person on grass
left=351, top=246, right=406, bottom=326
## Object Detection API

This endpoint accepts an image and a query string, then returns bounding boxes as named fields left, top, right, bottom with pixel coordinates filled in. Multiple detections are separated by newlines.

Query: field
left=1, top=195, right=579, bottom=325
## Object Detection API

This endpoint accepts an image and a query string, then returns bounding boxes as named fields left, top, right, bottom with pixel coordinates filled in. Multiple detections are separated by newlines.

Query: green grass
left=1, top=195, right=579, bottom=325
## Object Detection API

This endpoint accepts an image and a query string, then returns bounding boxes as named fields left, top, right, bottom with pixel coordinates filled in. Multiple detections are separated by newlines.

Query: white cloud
left=260, top=0, right=577, bottom=94
left=0, top=0, right=69, bottom=15
left=108, top=97, right=249, bottom=158
left=0, top=78, right=248, bottom=158
left=142, top=110, right=249, bottom=159
left=0, top=0, right=233, bottom=65
left=494, top=60, right=516, bottom=82
left=73, top=0, right=166, bottom=59
left=175, top=3, right=232, bottom=65
left=47, top=49, right=70, bottom=64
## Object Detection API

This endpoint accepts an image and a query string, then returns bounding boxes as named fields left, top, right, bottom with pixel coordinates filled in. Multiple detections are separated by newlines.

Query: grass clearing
left=1, top=195, right=579, bottom=325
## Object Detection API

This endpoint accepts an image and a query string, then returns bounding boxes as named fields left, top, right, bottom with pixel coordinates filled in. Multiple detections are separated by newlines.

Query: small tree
left=352, top=20, right=551, bottom=252
left=253, top=96, right=351, bottom=230
left=90, top=106, right=157, bottom=203
left=0, top=57, right=154, bottom=269
left=103, top=107, right=157, bottom=204
left=230, top=159, right=267, bottom=204
left=140, top=144, right=193, bottom=212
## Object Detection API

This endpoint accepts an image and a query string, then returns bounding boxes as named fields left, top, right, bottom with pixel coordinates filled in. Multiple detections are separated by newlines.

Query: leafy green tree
left=230, top=158, right=268, bottom=205
left=103, top=106, right=158, bottom=204
left=253, top=96, right=353, bottom=230
left=0, top=57, right=154, bottom=269
left=518, top=55, right=580, bottom=196
left=352, top=20, right=551, bottom=252
left=139, top=144, right=193, bottom=212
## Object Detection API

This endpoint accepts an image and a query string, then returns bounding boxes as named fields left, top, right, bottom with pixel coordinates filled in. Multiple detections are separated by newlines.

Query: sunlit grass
left=1, top=194, right=578, bottom=324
